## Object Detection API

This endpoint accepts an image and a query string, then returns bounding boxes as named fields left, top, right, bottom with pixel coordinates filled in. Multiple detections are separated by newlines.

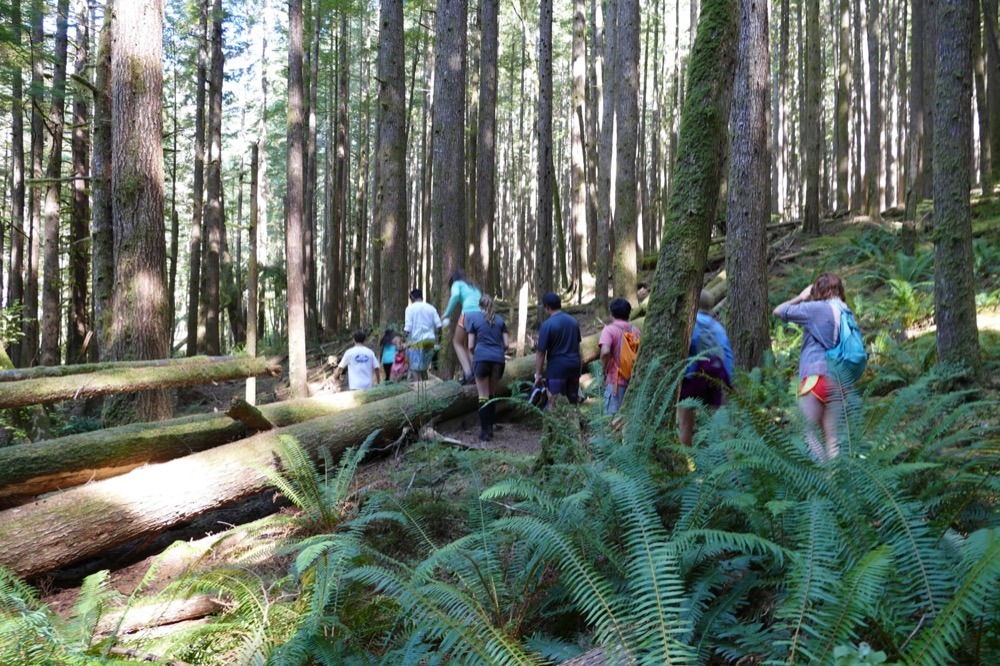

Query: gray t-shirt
left=780, top=299, right=847, bottom=379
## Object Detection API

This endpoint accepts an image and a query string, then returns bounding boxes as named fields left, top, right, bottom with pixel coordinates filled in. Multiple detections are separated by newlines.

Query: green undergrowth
left=2, top=216, right=999, bottom=665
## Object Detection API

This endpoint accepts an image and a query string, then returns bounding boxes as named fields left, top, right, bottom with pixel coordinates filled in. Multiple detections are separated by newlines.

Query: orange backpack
left=617, top=324, right=640, bottom=382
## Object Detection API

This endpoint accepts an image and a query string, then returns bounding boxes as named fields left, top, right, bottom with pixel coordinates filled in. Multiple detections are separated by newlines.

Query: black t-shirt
left=538, top=310, right=582, bottom=379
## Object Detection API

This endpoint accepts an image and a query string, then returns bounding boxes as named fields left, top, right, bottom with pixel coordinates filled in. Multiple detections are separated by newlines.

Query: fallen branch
left=225, top=397, right=275, bottom=431
left=97, top=595, right=224, bottom=637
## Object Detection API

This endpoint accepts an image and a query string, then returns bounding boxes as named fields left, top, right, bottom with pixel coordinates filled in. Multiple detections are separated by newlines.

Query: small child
left=390, top=336, right=409, bottom=381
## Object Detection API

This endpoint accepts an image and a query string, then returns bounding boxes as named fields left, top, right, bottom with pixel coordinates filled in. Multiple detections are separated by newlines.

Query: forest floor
left=31, top=204, right=1000, bottom=649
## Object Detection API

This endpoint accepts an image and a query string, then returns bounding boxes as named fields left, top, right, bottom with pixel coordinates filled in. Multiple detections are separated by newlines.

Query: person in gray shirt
left=773, top=272, right=853, bottom=462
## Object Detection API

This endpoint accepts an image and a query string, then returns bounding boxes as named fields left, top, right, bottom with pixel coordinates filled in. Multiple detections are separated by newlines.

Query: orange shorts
left=798, top=375, right=841, bottom=404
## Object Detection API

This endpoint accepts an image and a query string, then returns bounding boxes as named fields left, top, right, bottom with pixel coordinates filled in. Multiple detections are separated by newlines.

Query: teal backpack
left=826, top=303, right=867, bottom=384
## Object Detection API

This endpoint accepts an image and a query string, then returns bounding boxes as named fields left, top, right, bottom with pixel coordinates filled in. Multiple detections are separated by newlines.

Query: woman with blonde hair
left=464, top=294, right=509, bottom=441
left=773, top=272, right=854, bottom=462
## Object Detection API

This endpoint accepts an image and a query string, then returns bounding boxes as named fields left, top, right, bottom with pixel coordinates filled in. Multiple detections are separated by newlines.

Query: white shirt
left=338, top=344, right=378, bottom=390
left=404, top=300, right=443, bottom=343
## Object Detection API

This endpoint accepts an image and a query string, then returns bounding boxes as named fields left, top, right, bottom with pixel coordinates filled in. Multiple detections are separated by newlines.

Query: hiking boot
left=479, top=428, right=490, bottom=442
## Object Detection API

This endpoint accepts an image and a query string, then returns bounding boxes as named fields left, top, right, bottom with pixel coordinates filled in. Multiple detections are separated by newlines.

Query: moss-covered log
left=0, top=356, right=282, bottom=409
left=0, top=326, right=624, bottom=578
left=0, top=384, right=412, bottom=505
left=0, top=355, right=262, bottom=383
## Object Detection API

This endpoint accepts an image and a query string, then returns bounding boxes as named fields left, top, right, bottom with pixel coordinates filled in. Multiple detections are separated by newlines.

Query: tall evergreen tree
left=106, top=0, right=171, bottom=422
left=477, top=0, right=500, bottom=296
left=536, top=0, right=554, bottom=307
left=286, top=0, right=308, bottom=398
left=613, top=0, right=640, bottom=305
left=204, top=0, right=224, bottom=356
left=186, top=0, right=208, bottom=355
left=68, top=0, right=90, bottom=364
left=7, top=0, right=26, bottom=366
left=802, top=0, right=821, bottom=234
left=933, top=0, right=980, bottom=373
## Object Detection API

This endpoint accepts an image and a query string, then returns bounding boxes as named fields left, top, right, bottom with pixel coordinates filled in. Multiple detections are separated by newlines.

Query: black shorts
left=473, top=360, right=505, bottom=380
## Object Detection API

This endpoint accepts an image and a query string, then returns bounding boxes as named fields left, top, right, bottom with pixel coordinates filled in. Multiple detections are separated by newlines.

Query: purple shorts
left=679, top=358, right=729, bottom=408
left=546, top=376, right=581, bottom=404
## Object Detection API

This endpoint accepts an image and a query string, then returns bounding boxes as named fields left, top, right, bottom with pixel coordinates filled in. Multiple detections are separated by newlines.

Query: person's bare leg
left=821, top=398, right=841, bottom=459
left=798, top=394, right=828, bottom=462
left=453, top=326, right=472, bottom=379
left=678, top=406, right=695, bottom=446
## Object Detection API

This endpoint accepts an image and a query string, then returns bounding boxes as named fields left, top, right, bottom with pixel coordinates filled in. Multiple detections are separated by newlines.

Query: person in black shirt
left=534, top=292, right=582, bottom=405
left=466, top=294, right=509, bottom=441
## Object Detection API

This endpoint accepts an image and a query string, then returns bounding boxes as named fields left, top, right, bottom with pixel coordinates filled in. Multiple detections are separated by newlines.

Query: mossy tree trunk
left=725, top=0, right=771, bottom=370
left=91, top=1, right=114, bottom=361
left=622, top=0, right=739, bottom=408
left=932, top=0, right=980, bottom=375
left=612, top=0, right=640, bottom=306
left=106, top=0, right=171, bottom=423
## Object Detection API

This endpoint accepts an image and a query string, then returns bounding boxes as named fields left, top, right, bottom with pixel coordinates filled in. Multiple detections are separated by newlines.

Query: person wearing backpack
left=773, top=272, right=865, bottom=462
left=678, top=290, right=734, bottom=445
left=599, top=298, right=641, bottom=415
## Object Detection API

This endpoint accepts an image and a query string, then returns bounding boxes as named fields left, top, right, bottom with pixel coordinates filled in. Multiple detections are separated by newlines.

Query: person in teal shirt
left=442, top=269, right=482, bottom=383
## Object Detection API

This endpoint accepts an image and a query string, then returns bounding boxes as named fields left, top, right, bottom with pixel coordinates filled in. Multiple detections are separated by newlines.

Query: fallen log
left=0, top=355, right=265, bottom=384
left=0, top=323, right=632, bottom=578
left=0, top=383, right=413, bottom=505
left=226, top=397, right=276, bottom=431
left=0, top=356, right=282, bottom=409
left=96, top=595, right=225, bottom=637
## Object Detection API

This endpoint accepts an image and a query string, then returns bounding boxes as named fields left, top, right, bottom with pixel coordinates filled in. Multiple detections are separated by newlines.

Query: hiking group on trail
left=330, top=268, right=865, bottom=462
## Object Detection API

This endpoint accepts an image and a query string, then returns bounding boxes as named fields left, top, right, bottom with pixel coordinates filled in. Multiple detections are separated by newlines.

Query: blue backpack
left=826, top=303, right=867, bottom=384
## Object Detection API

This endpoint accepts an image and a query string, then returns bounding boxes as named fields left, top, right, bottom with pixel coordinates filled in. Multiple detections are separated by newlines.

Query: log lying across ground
left=0, top=322, right=635, bottom=578
left=0, top=383, right=413, bottom=505
left=0, top=356, right=283, bottom=409
left=0, top=355, right=264, bottom=383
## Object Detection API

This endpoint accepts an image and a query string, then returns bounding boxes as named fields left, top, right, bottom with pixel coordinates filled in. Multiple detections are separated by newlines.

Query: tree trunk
left=7, top=0, right=26, bottom=367
left=91, top=3, right=114, bottom=361
left=571, top=0, right=589, bottom=299
left=0, top=384, right=411, bottom=506
left=933, top=0, right=980, bottom=374
left=377, top=0, right=408, bottom=327
left=802, top=0, right=821, bottom=234
left=623, top=0, right=739, bottom=402
left=166, top=58, right=180, bottom=353
left=903, top=0, right=926, bottom=255
left=613, top=0, right=640, bottom=306
left=204, top=0, right=224, bottom=356
left=304, top=1, right=321, bottom=342
left=973, top=0, right=992, bottom=197
left=477, top=0, right=500, bottom=297
left=536, top=0, right=554, bottom=310
left=726, top=0, right=771, bottom=369
left=41, top=0, right=71, bottom=367
left=595, top=0, right=618, bottom=313
left=835, top=0, right=850, bottom=213
left=922, top=0, right=936, bottom=200
left=23, top=0, right=45, bottom=367
left=186, top=0, right=208, bottom=356
left=286, top=0, right=308, bottom=398
left=106, top=0, right=171, bottom=423
left=0, top=326, right=624, bottom=578
left=985, top=0, right=1000, bottom=181
left=865, top=0, right=882, bottom=218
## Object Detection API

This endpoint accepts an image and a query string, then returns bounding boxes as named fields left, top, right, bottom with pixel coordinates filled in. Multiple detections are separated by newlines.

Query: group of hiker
left=333, top=268, right=862, bottom=460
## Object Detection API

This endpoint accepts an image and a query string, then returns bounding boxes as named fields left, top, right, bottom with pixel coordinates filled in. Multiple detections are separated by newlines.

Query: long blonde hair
left=480, top=294, right=496, bottom=327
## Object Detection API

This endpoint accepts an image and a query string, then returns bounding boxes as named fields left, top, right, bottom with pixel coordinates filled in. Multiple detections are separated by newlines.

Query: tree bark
left=835, top=0, right=850, bottom=213
left=0, top=356, right=280, bottom=410
left=802, top=0, right=821, bottom=234
left=186, top=0, right=208, bottom=356
left=0, top=326, right=625, bottom=578
left=865, top=0, right=882, bottom=218
left=973, top=0, right=992, bottom=197
left=377, top=0, right=408, bottom=328
left=204, top=0, right=224, bottom=356
left=67, top=0, right=91, bottom=365
left=477, top=0, right=500, bottom=296
left=571, top=0, right=589, bottom=300
left=613, top=0, right=640, bottom=306
left=91, top=2, right=114, bottom=361
left=41, top=0, right=71, bottom=367
left=725, top=0, right=771, bottom=369
left=536, top=0, right=554, bottom=310
left=623, top=0, right=739, bottom=403
left=903, top=0, right=926, bottom=255
left=7, top=0, right=26, bottom=367
left=595, top=0, right=618, bottom=313
left=985, top=0, right=1000, bottom=181
left=286, top=0, right=308, bottom=398
left=0, top=355, right=271, bottom=383
left=933, top=0, right=980, bottom=374
left=0, top=384, right=411, bottom=505
left=107, top=0, right=171, bottom=423
left=23, top=0, right=45, bottom=366
left=247, top=145, right=260, bottom=403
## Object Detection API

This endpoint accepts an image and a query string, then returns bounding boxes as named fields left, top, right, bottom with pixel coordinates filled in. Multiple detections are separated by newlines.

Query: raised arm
left=773, top=284, right=813, bottom=319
